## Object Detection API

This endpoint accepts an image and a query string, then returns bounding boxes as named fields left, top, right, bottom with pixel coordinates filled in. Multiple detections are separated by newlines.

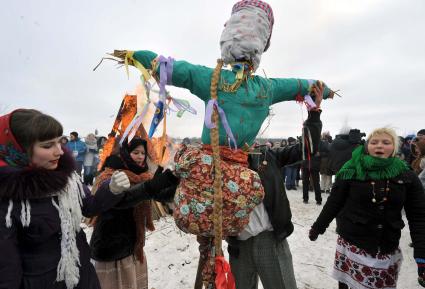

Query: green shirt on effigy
left=133, top=50, right=332, bottom=148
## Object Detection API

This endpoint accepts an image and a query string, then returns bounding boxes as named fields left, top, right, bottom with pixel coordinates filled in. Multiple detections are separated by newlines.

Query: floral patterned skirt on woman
left=331, top=236, right=403, bottom=289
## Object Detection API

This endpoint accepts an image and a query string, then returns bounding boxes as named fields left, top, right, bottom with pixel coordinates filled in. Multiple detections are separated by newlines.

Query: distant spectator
left=97, top=136, right=108, bottom=150
left=327, top=129, right=365, bottom=176
left=59, top=136, right=68, bottom=146
left=412, top=129, right=425, bottom=189
left=182, top=137, right=191, bottom=145
left=83, top=133, right=98, bottom=186
left=265, top=139, right=273, bottom=148
left=285, top=137, right=299, bottom=190
left=319, top=133, right=332, bottom=194
left=395, top=136, right=405, bottom=159
left=66, top=131, right=86, bottom=176
left=401, top=134, right=415, bottom=165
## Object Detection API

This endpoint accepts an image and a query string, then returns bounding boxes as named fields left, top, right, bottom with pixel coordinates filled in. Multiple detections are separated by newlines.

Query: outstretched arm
left=275, top=81, right=324, bottom=166
left=269, top=77, right=333, bottom=105
left=311, top=179, right=349, bottom=234
left=131, top=50, right=213, bottom=102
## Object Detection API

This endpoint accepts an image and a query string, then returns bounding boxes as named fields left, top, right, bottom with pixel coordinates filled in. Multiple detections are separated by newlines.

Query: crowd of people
left=1, top=1, right=425, bottom=289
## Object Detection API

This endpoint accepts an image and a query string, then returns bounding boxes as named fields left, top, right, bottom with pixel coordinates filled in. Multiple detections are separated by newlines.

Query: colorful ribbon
left=304, top=79, right=317, bottom=111
left=170, top=97, right=197, bottom=117
left=215, top=256, right=236, bottom=289
left=204, top=99, right=237, bottom=149
left=124, top=51, right=151, bottom=81
left=148, top=55, right=174, bottom=138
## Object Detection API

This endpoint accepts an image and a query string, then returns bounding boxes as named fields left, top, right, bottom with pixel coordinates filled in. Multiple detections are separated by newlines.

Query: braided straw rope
left=210, top=59, right=224, bottom=256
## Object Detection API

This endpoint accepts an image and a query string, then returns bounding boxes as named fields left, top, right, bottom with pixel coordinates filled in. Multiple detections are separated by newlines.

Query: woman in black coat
left=0, top=109, right=133, bottom=289
left=89, top=137, right=178, bottom=289
left=309, top=127, right=425, bottom=289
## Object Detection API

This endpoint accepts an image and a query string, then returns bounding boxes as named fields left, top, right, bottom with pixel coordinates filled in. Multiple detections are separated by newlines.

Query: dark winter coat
left=0, top=151, right=123, bottom=289
left=319, top=139, right=331, bottom=175
left=312, top=171, right=425, bottom=258
left=327, top=135, right=359, bottom=175
left=90, top=155, right=173, bottom=262
left=228, top=111, right=322, bottom=253
left=90, top=181, right=176, bottom=262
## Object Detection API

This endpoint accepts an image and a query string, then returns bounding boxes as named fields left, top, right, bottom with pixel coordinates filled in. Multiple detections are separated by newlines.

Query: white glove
left=109, top=171, right=130, bottom=194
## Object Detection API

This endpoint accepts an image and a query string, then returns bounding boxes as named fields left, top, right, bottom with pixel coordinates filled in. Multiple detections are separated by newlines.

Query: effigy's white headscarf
left=220, top=0, right=274, bottom=71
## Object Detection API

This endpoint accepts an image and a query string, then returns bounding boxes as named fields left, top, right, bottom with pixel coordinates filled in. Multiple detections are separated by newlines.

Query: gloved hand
left=416, top=258, right=425, bottom=287
left=109, top=171, right=130, bottom=194
left=144, top=168, right=179, bottom=196
left=308, top=227, right=319, bottom=241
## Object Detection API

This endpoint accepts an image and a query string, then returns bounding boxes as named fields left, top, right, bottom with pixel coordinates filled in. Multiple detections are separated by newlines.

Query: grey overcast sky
left=1, top=0, right=424, bottom=139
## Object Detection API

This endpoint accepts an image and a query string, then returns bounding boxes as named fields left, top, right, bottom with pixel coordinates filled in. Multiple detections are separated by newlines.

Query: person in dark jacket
left=0, top=109, right=132, bottom=289
left=319, top=133, right=333, bottom=193
left=226, top=80, right=324, bottom=289
left=327, top=129, right=364, bottom=176
left=309, top=127, right=425, bottom=289
left=412, top=130, right=425, bottom=189
left=284, top=136, right=299, bottom=190
left=89, top=136, right=178, bottom=289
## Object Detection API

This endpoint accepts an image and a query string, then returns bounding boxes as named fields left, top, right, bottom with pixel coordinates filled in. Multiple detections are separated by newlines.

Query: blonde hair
left=366, top=127, right=399, bottom=157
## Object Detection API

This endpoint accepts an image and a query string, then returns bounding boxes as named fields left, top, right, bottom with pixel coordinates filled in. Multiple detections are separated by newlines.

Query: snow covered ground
left=86, top=187, right=418, bottom=289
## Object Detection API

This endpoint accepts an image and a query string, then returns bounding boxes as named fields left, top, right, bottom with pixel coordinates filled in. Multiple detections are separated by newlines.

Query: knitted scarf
left=92, top=167, right=154, bottom=263
left=336, top=145, right=409, bottom=181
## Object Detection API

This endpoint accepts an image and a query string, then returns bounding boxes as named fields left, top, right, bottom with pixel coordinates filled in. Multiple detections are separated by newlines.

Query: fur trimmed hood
left=0, top=149, right=76, bottom=201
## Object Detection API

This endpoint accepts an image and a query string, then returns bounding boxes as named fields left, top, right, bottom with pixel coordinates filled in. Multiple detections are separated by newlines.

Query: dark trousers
left=75, top=161, right=83, bottom=176
left=285, top=167, right=298, bottom=189
left=302, top=168, right=321, bottom=202
left=83, top=165, right=95, bottom=185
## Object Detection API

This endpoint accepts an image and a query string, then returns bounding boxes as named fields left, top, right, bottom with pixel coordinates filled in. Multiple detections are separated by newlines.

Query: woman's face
left=367, top=133, right=395, bottom=158
left=31, top=137, right=63, bottom=170
left=130, top=145, right=146, bottom=166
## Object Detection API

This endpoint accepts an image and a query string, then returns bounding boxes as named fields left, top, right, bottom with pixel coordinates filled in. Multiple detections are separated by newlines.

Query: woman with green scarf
left=309, top=127, right=425, bottom=289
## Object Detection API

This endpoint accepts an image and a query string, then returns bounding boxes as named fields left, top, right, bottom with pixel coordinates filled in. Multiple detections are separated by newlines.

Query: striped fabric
left=231, top=0, right=274, bottom=29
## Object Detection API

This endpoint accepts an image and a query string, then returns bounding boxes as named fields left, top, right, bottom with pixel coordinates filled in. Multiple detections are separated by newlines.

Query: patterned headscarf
left=0, top=111, right=29, bottom=167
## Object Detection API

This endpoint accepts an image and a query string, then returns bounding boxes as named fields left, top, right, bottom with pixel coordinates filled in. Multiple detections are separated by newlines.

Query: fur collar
left=0, top=150, right=76, bottom=201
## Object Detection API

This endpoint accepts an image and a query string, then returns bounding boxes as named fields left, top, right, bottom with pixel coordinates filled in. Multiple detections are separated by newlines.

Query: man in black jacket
left=327, top=129, right=365, bottom=175
left=227, top=84, right=324, bottom=289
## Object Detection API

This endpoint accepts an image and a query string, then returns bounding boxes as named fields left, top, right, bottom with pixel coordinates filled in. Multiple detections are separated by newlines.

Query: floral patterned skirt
left=331, top=236, right=403, bottom=289
left=173, top=144, right=265, bottom=237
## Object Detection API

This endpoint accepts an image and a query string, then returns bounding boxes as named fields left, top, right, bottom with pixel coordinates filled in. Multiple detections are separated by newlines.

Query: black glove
left=153, top=184, right=178, bottom=202
left=144, top=168, right=179, bottom=196
left=116, top=167, right=178, bottom=209
left=309, top=227, right=319, bottom=241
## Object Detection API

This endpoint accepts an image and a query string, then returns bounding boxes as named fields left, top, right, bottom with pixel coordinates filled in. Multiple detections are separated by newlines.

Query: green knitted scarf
left=336, top=145, right=408, bottom=181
